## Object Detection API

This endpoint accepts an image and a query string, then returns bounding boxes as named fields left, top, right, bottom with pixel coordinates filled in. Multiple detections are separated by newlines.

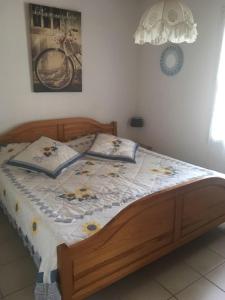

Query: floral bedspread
left=0, top=142, right=214, bottom=292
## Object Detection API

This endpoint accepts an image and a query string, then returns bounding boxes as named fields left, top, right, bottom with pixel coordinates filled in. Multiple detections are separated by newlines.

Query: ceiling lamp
left=134, top=0, right=198, bottom=45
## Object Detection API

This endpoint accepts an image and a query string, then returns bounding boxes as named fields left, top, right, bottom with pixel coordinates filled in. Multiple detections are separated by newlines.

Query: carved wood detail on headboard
left=0, top=118, right=117, bottom=144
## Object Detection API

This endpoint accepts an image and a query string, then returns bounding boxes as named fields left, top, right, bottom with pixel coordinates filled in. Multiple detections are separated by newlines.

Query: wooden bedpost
left=112, top=121, right=117, bottom=136
left=57, top=244, right=73, bottom=300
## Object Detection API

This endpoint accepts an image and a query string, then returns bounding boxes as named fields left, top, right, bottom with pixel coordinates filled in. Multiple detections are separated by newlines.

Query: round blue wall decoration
left=160, top=45, right=184, bottom=76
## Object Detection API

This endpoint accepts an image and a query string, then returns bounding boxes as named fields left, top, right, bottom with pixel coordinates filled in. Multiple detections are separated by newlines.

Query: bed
left=1, top=117, right=225, bottom=300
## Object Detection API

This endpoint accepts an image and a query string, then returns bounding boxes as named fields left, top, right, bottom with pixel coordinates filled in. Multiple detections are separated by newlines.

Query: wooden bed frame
left=1, top=117, right=225, bottom=300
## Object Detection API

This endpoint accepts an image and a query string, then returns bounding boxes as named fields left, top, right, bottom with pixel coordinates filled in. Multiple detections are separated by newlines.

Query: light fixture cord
left=160, top=0, right=167, bottom=38
left=176, top=0, right=185, bottom=21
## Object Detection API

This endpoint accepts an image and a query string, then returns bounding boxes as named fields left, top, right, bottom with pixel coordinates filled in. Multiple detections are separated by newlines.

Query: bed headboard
left=0, top=117, right=117, bottom=144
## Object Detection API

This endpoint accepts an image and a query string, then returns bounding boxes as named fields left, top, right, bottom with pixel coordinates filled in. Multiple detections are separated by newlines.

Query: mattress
left=0, top=142, right=214, bottom=298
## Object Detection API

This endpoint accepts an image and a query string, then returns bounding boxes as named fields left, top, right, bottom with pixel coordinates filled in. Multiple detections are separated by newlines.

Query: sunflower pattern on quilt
left=149, top=166, right=177, bottom=176
left=82, top=221, right=102, bottom=235
left=59, top=187, right=98, bottom=202
left=0, top=143, right=215, bottom=300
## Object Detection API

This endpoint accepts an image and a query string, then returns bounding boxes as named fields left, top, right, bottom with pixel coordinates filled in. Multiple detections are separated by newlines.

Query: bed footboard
left=57, top=176, right=225, bottom=300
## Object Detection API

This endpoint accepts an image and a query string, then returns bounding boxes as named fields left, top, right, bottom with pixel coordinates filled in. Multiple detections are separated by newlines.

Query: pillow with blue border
left=86, top=133, right=138, bottom=163
left=7, top=136, right=82, bottom=178
left=0, top=143, right=30, bottom=165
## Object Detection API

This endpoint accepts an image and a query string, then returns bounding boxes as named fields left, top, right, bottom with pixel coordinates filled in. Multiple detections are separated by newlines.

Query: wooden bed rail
left=57, top=176, right=225, bottom=300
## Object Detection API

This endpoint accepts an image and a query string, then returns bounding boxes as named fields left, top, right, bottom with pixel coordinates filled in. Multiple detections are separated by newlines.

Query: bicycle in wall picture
left=29, top=4, right=82, bottom=92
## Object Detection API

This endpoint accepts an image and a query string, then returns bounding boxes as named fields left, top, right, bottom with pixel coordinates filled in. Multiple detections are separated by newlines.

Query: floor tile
left=217, top=223, right=225, bottom=233
left=117, top=269, right=172, bottom=300
left=206, top=262, right=225, bottom=291
left=155, top=261, right=201, bottom=294
left=0, top=210, right=7, bottom=224
left=120, top=280, right=171, bottom=300
left=0, top=256, right=36, bottom=296
left=198, top=229, right=225, bottom=246
left=144, top=250, right=185, bottom=279
left=0, top=222, right=17, bottom=244
left=87, top=284, right=121, bottom=300
left=0, top=215, right=7, bottom=224
left=0, top=236, right=28, bottom=265
left=152, top=237, right=210, bottom=268
left=3, top=285, right=34, bottom=300
left=176, top=278, right=225, bottom=300
left=207, top=235, right=225, bottom=258
left=87, top=269, right=172, bottom=300
left=184, top=248, right=225, bottom=275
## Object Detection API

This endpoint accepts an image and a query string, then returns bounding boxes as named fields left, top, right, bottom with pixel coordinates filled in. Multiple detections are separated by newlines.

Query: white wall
left=0, top=0, right=138, bottom=138
left=137, top=0, right=225, bottom=173
left=2, top=0, right=225, bottom=173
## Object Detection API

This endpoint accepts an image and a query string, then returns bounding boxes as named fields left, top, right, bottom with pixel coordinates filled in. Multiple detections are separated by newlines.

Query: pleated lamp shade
left=134, top=0, right=198, bottom=45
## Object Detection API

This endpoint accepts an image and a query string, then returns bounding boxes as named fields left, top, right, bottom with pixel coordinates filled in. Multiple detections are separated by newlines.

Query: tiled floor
left=2, top=209, right=225, bottom=300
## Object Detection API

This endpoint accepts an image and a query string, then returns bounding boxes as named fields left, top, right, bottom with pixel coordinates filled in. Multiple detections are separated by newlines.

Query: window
left=53, top=18, right=60, bottom=29
left=43, top=17, right=51, bottom=28
left=210, top=24, right=225, bottom=145
left=33, top=15, right=41, bottom=27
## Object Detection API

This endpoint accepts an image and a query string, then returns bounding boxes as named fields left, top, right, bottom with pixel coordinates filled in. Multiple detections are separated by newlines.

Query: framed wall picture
left=29, top=4, right=82, bottom=92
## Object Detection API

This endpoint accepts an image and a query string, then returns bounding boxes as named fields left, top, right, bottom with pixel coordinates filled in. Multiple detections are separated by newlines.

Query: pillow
left=7, top=136, right=82, bottom=178
left=86, top=133, right=138, bottom=163
left=66, top=134, right=95, bottom=153
left=0, top=143, right=30, bottom=165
